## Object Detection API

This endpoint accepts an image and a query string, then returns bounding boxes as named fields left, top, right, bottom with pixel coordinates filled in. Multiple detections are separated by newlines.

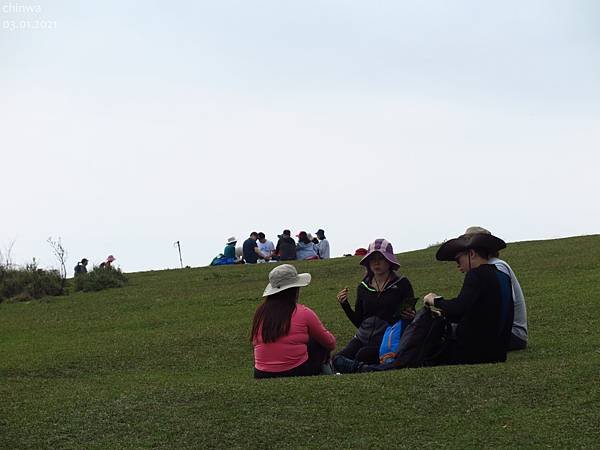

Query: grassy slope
left=1, top=236, right=599, bottom=449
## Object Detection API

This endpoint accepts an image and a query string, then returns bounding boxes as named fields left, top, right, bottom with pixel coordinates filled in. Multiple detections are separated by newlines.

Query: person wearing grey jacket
left=464, top=227, right=528, bottom=350
left=315, top=229, right=330, bottom=259
left=296, top=231, right=319, bottom=260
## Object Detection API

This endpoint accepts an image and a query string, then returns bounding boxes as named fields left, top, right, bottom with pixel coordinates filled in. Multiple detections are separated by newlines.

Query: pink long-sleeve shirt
left=253, top=304, right=336, bottom=372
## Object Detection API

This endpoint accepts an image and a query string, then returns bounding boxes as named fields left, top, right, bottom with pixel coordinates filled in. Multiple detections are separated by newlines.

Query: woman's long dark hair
left=251, top=287, right=299, bottom=343
left=298, top=232, right=311, bottom=245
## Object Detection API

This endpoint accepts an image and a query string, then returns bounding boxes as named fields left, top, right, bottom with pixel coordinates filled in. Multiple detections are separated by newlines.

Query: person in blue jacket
left=295, top=231, right=319, bottom=260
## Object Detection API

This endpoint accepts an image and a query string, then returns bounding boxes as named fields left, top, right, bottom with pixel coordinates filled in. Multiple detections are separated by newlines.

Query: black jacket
left=342, top=274, right=415, bottom=327
left=275, top=236, right=296, bottom=260
left=434, top=264, right=514, bottom=364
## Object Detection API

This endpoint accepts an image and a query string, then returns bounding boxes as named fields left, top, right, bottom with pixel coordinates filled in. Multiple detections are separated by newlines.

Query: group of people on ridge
left=251, top=227, right=528, bottom=378
left=73, top=255, right=117, bottom=276
left=213, top=229, right=330, bottom=266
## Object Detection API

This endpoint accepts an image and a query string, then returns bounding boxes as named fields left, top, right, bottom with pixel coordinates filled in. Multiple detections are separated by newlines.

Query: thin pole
left=175, top=241, right=183, bottom=268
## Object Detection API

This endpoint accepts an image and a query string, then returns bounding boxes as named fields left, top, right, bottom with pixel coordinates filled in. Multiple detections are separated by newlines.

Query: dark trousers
left=336, top=337, right=380, bottom=364
left=254, top=340, right=330, bottom=379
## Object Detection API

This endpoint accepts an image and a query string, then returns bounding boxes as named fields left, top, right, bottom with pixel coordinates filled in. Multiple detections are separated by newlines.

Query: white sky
left=1, top=0, right=599, bottom=272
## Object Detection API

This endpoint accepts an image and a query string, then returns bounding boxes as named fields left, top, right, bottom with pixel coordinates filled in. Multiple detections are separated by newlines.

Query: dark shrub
left=74, top=266, right=128, bottom=292
left=0, top=262, right=65, bottom=303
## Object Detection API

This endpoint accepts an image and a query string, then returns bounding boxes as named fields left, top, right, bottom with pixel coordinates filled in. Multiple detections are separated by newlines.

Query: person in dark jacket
left=275, top=229, right=297, bottom=261
left=334, top=239, right=415, bottom=367
left=243, top=232, right=268, bottom=264
left=464, top=226, right=528, bottom=351
left=74, top=258, right=88, bottom=276
left=423, top=231, right=514, bottom=365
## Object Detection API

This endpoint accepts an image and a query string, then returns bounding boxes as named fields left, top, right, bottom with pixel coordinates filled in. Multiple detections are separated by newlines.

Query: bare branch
left=0, top=239, right=16, bottom=269
left=47, top=236, right=68, bottom=282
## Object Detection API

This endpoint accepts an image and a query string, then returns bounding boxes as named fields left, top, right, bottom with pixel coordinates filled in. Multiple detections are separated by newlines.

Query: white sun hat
left=226, top=236, right=237, bottom=245
left=263, top=264, right=312, bottom=297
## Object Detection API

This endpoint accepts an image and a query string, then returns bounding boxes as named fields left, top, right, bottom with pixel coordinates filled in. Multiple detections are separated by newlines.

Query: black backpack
left=374, top=307, right=450, bottom=370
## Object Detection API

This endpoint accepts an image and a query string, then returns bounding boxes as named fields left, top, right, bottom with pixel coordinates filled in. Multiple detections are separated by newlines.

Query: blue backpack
left=378, top=308, right=450, bottom=369
left=210, top=255, right=235, bottom=266
left=379, top=320, right=406, bottom=364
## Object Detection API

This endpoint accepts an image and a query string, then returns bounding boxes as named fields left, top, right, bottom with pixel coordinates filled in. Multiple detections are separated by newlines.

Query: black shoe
left=333, top=355, right=363, bottom=374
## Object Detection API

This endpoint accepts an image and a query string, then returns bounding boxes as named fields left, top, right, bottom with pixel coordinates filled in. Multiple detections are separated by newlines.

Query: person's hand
left=399, top=307, right=416, bottom=321
left=337, top=287, right=349, bottom=304
left=423, top=292, right=439, bottom=307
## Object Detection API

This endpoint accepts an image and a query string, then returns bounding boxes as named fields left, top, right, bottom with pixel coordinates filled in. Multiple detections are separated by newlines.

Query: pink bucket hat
left=106, top=255, right=116, bottom=262
left=359, top=239, right=400, bottom=270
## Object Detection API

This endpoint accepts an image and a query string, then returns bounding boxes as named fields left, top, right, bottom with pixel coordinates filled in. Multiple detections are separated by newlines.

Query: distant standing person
left=257, top=232, right=275, bottom=260
left=275, top=229, right=297, bottom=261
left=243, top=232, right=267, bottom=264
left=315, top=229, right=330, bottom=259
left=296, top=231, right=319, bottom=260
left=74, top=258, right=88, bottom=276
left=464, top=226, right=528, bottom=351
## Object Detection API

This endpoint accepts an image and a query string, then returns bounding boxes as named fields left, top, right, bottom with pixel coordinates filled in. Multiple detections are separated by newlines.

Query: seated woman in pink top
left=251, top=264, right=336, bottom=379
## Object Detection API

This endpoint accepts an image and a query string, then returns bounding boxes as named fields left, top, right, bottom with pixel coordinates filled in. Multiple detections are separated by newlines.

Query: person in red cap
left=333, top=239, right=416, bottom=368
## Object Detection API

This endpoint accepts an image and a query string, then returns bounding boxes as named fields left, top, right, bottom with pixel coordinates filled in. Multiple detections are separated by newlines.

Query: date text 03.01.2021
left=2, top=20, right=57, bottom=31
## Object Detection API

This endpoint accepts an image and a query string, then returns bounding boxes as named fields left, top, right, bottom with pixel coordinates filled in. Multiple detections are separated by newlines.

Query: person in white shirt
left=315, top=229, right=330, bottom=259
left=257, top=232, right=275, bottom=260
left=464, top=226, right=528, bottom=350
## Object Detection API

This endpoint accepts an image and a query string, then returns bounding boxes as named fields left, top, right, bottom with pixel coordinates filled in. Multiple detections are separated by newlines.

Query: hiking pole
left=174, top=240, right=183, bottom=268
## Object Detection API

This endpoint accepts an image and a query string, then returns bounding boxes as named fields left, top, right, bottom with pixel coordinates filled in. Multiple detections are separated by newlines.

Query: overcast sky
left=1, top=0, right=599, bottom=273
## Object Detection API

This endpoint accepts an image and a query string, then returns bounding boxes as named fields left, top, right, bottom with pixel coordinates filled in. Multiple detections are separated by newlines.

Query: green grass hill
left=1, top=235, right=599, bottom=449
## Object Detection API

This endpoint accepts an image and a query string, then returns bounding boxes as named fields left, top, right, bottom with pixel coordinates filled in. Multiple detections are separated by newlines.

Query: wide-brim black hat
left=436, top=233, right=506, bottom=261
